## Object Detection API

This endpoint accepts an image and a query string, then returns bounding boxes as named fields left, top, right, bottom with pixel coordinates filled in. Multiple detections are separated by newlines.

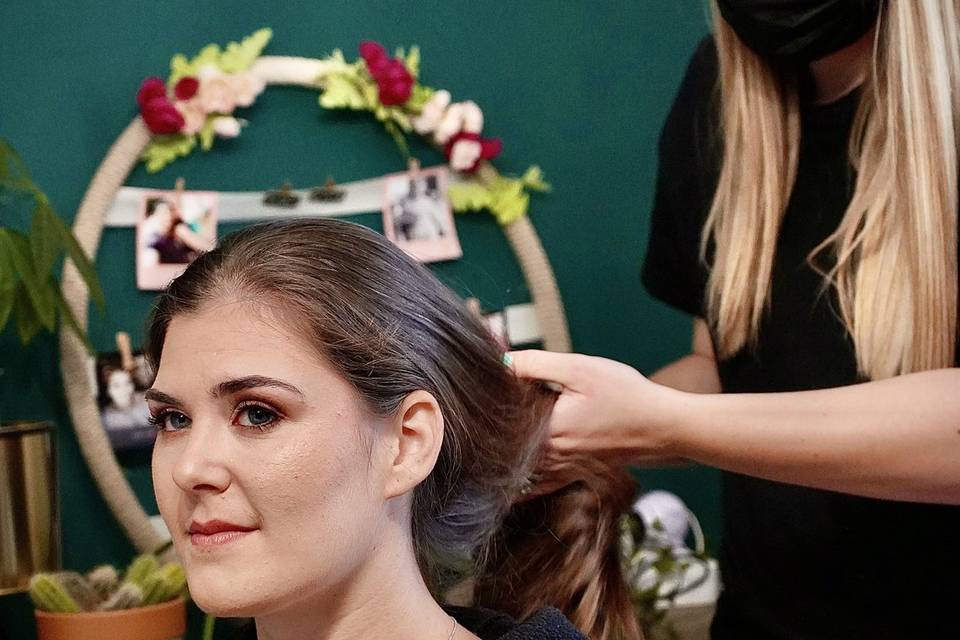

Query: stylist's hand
left=509, top=350, right=686, bottom=494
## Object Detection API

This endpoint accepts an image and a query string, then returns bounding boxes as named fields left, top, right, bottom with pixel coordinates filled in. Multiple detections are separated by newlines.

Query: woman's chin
left=190, top=586, right=266, bottom=618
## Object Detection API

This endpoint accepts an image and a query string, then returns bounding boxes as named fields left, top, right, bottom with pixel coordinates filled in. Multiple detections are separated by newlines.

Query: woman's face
left=107, top=369, right=135, bottom=409
left=149, top=298, right=389, bottom=617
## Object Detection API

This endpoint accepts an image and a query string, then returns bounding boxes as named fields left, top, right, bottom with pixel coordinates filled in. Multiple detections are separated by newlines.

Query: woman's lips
left=189, top=529, right=255, bottom=548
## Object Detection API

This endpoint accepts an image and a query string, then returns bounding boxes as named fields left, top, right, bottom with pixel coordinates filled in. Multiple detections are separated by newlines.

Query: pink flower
left=460, top=101, right=484, bottom=134
left=212, top=116, right=242, bottom=138
left=433, top=102, right=466, bottom=145
left=413, top=90, right=451, bottom=134
left=444, top=132, right=502, bottom=173
left=175, top=99, right=206, bottom=135
left=137, top=77, right=167, bottom=109
left=197, top=72, right=236, bottom=114
left=449, top=139, right=482, bottom=172
left=141, top=96, right=184, bottom=134
left=174, top=76, right=199, bottom=100
left=229, top=72, right=266, bottom=108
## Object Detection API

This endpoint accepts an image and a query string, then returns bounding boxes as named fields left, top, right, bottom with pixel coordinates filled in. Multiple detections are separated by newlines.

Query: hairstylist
left=512, top=1, right=960, bottom=638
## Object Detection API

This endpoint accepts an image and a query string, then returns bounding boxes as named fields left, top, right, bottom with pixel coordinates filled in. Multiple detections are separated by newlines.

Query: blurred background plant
left=0, top=137, right=103, bottom=349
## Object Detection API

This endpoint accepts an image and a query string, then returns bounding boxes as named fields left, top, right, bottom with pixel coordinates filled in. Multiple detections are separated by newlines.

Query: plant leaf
left=13, top=282, right=42, bottom=344
left=383, top=121, right=409, bottom=158
left=0, top=228, right=55, bottom=331
left=404, top=46, right=421, bottom=79
left=30, top=201, right=63, bottom=280
left=0, top=277, right=14, bottom=331
left=218, top=28, right=272, bottom=74
left=198, top=117, right=216, bottom=151
left=142, top=134, right=197, bottom=173
left=520, top=165, right=551, bottom=192
left=448, top=183, right=492, bottom=213
left=52, top=282, right=92, bottom=354
left=47, top=214, right=105, bottom=311
left=319, top=74, right=367, bottom=110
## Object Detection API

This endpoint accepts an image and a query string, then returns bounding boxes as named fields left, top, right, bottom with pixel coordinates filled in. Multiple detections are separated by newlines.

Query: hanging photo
left=94, top=351, right=157, bottom=451
left=382, top=166, right=462, bottom=263
left=136, top=190, right=218, bottom=290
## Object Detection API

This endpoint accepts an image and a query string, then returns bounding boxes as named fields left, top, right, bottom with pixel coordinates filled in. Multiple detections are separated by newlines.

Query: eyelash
left=147, top=402, right=282, bottom=433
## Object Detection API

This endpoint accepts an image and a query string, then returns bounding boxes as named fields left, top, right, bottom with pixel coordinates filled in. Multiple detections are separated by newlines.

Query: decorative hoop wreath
left=58, top=29, right=570, bottom=552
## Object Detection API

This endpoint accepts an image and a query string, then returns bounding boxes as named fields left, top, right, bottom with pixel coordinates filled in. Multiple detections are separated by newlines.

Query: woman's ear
left=383, top=390, right=444, bottom=500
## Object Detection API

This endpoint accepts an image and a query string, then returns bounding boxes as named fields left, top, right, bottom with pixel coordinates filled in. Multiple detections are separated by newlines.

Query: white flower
left=412, top=89, right=451, bottom=135
left=212, top=116, right=242, bottom=138
left=433, top=102, right=466, bottom=145
left=175, top=99, right=206, bottom=135
left=198, top=71, right=236, bottom=114
left=460, top=101, right=484, bottom=134
left=449, top=139, right=482, bottom=172
left=230, top=72, right=266, bottom=108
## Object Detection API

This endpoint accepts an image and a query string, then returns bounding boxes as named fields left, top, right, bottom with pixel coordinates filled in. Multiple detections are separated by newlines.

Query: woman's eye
left=235, top=405, right=278, bottom=430
left=150, top=411, right=191, bottom=432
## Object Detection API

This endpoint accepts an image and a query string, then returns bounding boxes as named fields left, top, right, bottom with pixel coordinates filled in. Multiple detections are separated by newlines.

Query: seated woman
left=145, top=219, right=641, bottom=640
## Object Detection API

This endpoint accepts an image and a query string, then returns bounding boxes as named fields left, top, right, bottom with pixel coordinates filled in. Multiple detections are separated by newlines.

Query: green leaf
left=404, top=45, right=421, bottom=78
left=489, top=178, right=530, bottom=226
left=47, top=213, right=105, bottom=312
left=52, top=282, right=92, bottom=354
left=383, top=121, right=409, bottom=158
left=449, top=183, right=492, bottom=213
left=13, top=282, right=42, bottom=344
left=142, top=134, right=197, bottom=173
left=404, top=84, right=435, bottom=113
left=319, top=74, right=367, bottom=110
left=30, top=202, right=63, bottom=280
left=0, top=228, right=55, bottom=331
left=198, top=117, right=216, bottom=151
left=0, top=278, right=14, bottom=331
left=520, top=165, right=551, bottom=192
left=218, top=28, right=272, bottom=74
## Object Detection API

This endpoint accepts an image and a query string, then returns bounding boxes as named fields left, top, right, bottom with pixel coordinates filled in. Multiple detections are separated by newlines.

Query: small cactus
left=98, top=582, right=143, bottom=611
left=52, top=571, right=102, bottom=611
left=28, top=574, right=82, bottom=613
left=29, top=552, right=185, bottom=613
left=86, top=564, right=119, bottom=600
left=124, top=554, right=159, bottom=588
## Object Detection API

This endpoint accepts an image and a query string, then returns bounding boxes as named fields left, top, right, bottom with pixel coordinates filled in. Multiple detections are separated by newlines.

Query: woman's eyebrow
left=144, top=389, right=181, bottom=405
left=211, top=376, right=305, bottom=399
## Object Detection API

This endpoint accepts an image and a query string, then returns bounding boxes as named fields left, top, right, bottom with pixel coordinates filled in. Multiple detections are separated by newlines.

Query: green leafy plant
left=449, top=165, right=551, bottom=226
left=0, top=138, right=104, bottom=348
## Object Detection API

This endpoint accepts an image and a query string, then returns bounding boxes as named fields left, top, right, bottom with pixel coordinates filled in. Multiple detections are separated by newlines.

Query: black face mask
left=716, top=0, right=880, bottom=64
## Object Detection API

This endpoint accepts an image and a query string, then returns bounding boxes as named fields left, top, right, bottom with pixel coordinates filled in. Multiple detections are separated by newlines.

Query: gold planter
left=0, top=421, right=61, bottom=595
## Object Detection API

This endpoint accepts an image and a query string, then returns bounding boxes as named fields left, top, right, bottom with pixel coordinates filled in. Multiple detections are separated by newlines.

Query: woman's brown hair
left=146, top=219, right=641, bottom=639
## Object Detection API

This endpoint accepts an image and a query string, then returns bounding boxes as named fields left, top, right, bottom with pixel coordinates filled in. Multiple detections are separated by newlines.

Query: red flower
left=358, top=41, right=413, bottom=106
left=136, top=77, right=167, bottom=109
left=141, top=96, right=185, bottom=135
left=359, top=41, right=387, bottom=65
left=174, top=76, right=199, bottom=100
left=444, top=132, right=503, bottom=173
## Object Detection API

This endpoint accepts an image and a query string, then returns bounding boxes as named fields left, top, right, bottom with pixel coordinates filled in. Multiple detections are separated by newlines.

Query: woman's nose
left=170, top=420, right=232, bottom=495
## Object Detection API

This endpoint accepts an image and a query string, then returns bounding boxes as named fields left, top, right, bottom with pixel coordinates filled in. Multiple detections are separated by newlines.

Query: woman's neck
left=808, top=25, right=876, bottom=104
left=251, top=523, right=477, bottom=640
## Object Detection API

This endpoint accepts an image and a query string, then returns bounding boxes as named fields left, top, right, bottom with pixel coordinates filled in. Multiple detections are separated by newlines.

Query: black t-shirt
left=643, top=38, right=960, bottom=640
left=232, top=606, right=586, bottom=640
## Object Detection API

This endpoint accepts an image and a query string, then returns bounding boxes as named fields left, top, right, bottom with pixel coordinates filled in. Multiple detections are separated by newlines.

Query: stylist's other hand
left=509, top=350, right=684, bottom=494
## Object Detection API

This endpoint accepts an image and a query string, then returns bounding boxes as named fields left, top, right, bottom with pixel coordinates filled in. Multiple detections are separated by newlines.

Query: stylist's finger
left=506, top=349, right=585, bottom=389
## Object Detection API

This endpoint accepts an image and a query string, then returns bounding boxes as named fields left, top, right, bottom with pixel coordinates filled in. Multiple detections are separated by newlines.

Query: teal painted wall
left=0, top=2, right=713, bottom=637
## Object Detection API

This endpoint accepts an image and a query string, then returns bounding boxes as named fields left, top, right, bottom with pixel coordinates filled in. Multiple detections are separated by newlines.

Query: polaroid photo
left=382, top=166, right=462, bottom=263
left=136, top=190, right=218, bottom=290
left=94, top=351, right=157, bottom=451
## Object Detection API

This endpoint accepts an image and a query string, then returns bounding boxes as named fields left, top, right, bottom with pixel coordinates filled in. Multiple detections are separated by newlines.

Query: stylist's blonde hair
left=704, top=0, right=959, bottom=379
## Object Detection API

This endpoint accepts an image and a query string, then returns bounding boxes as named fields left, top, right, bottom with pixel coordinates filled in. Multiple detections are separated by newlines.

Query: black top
left=232, top=607, right=586, bottom=640
left=642, top=38, right=960, bottom=640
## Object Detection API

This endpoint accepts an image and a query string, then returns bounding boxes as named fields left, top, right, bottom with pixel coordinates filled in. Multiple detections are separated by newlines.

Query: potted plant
left=29, top=552, right=187, bottom=640
left=0, top=136, right=104, bottom=594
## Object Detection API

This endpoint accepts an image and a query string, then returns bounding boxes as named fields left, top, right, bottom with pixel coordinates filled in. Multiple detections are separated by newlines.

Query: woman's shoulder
left=449, top=606, right=588, bottom=640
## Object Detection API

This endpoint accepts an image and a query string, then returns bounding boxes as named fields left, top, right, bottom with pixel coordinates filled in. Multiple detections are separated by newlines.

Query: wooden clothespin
left=116, top=332, right=135, bottom=372
left=407, top=157, right=421, bottom=179
left=174, top=177, right=185, bottom=212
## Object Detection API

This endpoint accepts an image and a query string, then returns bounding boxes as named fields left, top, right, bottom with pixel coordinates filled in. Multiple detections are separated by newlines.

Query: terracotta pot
left=34, top=597, right=186, bottom=640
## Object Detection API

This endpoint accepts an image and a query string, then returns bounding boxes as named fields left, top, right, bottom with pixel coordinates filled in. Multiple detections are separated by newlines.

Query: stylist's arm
left=512, top=347, right=960, bottom=505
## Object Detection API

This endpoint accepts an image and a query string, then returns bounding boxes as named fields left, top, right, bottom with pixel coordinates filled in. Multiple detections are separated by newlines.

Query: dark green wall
left=0, top=2, right=713, bottom=637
